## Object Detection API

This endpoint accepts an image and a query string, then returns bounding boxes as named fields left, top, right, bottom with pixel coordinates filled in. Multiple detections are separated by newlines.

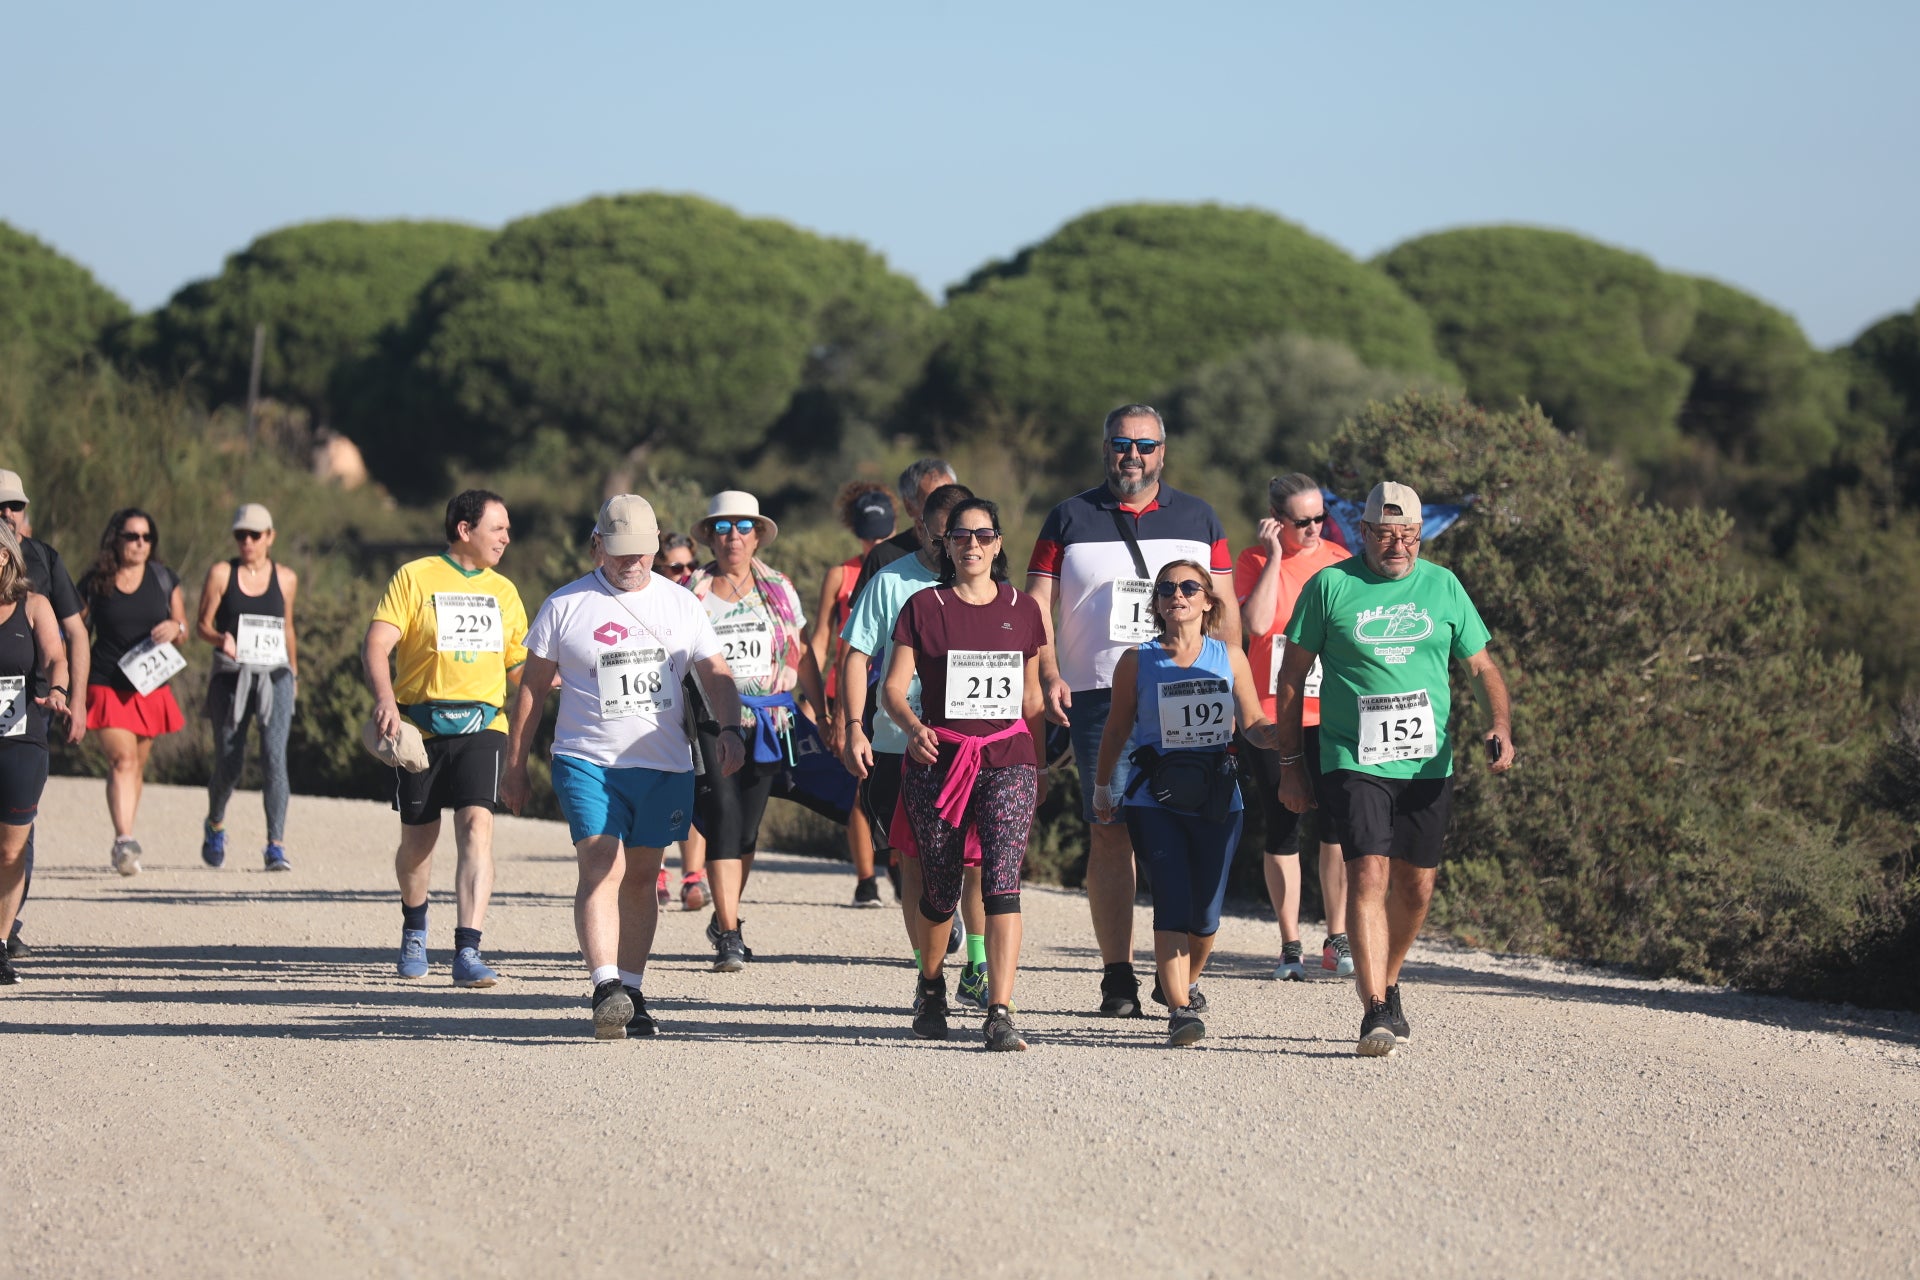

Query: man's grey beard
left=1110, top=466, right=1155, bottom=497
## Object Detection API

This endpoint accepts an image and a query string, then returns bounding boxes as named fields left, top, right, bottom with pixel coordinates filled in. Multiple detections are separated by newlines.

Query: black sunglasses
left=0, top=502, right=25, bottom=514
left=1280, top=513, right=1327, bottom=530
left=943, top=528, right=1001, bottom=545
left=119, top=530, right=153, bottom=543
left=1154, top=580, right=1205, bottom=599
left=1109, top=437, right=1162, bottom=456
left=661, top=560, right=695, bottom=574
left=234, top=529, right=266, bottom=541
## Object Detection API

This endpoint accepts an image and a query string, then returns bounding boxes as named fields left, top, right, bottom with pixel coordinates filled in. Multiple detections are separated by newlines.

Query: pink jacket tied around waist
left=889, top=721, right=1032, bottom=863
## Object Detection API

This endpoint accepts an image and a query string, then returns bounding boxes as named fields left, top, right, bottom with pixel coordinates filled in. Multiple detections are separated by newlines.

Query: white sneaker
left=110, top=838, right=142, bottom=876
left=1270, top=957, right=1307, bottom=981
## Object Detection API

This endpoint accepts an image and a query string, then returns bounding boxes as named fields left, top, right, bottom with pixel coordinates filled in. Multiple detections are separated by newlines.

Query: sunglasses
left=661, top=560, right=695, bottom=575
left=234, top=529, right=266, bottom=542
left=0, top=502, right=24, bottom=514
left=120, top=530, right=153, bottom=544
left=710, top=519, right=758, bottom=536
left=1109, top=437, right=1162, bottom=456
left=943, top=528, right=1001, bottom=545
left=1280, top=513, right=1327, bottom=530
left=1154, top=580, right=1205, bottom=599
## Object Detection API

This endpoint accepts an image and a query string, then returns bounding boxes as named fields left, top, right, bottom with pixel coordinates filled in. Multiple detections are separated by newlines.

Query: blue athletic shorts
left=1067, top=687, right=1133, bottom=826
left=549, top=754, right=695, bottom=849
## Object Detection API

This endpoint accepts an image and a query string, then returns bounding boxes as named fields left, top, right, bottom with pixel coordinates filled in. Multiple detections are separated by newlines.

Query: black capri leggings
left=693, top=721, right=777, bottom=861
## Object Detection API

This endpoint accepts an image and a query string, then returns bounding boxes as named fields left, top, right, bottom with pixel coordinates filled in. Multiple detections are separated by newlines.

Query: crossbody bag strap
left=1109, top=508, right=1151, bottom=580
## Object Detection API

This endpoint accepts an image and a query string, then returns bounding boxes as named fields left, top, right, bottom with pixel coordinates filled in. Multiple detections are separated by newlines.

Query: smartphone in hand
left=1485, top=735, right=1503, bottom=764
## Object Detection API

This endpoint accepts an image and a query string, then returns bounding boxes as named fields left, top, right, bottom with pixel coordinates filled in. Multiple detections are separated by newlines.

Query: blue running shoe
left=956, top=962, right=990, bottom=1009
left=263, top=843, right=291, bottom=872
left=201, top=820, right=226, bottom=868
left=452, top=946, right=498, bottom=988
left=396, top=928, right=429, bottom=979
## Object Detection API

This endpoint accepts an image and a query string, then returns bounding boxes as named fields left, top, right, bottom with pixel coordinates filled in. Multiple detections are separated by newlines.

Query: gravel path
left=6, top=777, right=1918, bottom=1278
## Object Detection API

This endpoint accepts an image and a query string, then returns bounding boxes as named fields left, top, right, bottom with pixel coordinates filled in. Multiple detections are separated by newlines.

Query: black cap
left=851, top=491, right=895, bottom=540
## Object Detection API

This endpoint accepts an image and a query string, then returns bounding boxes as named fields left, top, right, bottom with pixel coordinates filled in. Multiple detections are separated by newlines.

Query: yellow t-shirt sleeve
left=371, top=565, right=418, bottom=633
left=503, top=582, right=529, bottom=673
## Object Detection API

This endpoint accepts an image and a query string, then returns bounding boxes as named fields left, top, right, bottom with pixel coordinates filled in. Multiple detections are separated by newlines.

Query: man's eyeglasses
left=943, top=528, right=1001, bottom=545
left=120, top=530, right=153, bottom=544
left=1154, top=579, right=1205, bottom=599
left=1278, top=512, right=1327, bottom=530
left=1109, top=437, right=1162, bottom=456
left=710, top=519, right=757, bottom=536
left=1365, top=524, right=1421, bottom=546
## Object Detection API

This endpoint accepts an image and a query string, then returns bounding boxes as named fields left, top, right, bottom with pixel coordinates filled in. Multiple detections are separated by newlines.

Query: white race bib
left=235, top=614, right=287, bottom=666
left=0, top=676, right=26, bottom=738
left=1108, top=578, right=1157, bottom=643
left=944, top=650, right=1021, bottom=719
left=1356, top=690, right=1438, bottom=766
left=597, top=646, right=674, bottom=719
left=1267, top=635, right=1322, bottom=698
left=715, top=615, right=774, bottom=682
left=119, top=638, right=187, bottom=696
left=434, top=593, right=503, bottom=653
left=1157, top=677, right=1232, bottom=748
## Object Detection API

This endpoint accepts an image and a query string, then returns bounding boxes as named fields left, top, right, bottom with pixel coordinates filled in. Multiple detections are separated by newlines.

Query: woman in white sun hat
left=687, top=490, right=824, bottom=972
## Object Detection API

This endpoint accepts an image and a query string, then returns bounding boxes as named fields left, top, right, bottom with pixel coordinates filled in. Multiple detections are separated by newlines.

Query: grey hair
left=1267, top=472, right=1321, bottom=510
left=1102, top=403, right=1166, bottom=436
left=897, top=458, right=957, bottom=506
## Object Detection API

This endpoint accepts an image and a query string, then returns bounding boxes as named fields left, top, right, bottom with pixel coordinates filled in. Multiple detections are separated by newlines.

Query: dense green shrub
left=0, top=221, right=130, bottom=367
left=128, top=219, right=493, bottom=423
left=1323, top=392, right=1909, bottom=993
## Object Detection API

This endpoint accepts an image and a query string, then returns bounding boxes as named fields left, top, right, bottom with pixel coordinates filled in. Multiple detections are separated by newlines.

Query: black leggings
left=694, top=722, right=777, bottom=861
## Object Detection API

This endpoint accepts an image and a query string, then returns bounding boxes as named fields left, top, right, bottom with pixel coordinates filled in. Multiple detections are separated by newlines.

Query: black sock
left=402, top=899, right=428, bottom=931
left=454, top=926, right=482, bottom=953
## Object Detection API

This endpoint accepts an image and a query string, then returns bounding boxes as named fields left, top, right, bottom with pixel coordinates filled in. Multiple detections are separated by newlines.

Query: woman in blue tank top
left=1092, top=559, right=1277, bottom=1047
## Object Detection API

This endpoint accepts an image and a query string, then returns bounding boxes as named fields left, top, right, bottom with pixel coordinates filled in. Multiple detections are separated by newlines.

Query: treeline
left=3, top=198, right=1917, bottom=1005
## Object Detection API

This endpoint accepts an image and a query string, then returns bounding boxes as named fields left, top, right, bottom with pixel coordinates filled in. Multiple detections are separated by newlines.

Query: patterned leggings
left=901, top=760, right=1036, bottom=921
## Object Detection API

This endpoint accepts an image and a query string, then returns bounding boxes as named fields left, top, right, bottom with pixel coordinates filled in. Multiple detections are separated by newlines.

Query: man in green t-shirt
left=1275, top=481, right=1514, bottom=1057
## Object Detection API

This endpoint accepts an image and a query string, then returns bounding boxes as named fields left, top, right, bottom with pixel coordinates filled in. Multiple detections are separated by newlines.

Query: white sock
left=590, top=964, right=620, bottom=987
left=618, top=968, right=644, bottom=989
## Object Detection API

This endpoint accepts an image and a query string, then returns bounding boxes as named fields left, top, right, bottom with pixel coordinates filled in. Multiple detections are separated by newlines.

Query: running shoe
left=263, top=843, right=291, bottom=873
left=1167, top=1005, right=1207, bottom=1047
left=7, top=922, right=29, bottom=959
left=956, top=962, right=990, bottom=1009
left=656, top=869, right=672, bottom=908
left=852, top=876, right=884, bottom=908
left=1148, top=978, right=1207, bottom=1014
left=591, top=979, right=633, bottom=1040
left=1323, top=933, right=1354, bottom=978
left=625, top=986, right=657, bottom=1037
left=0, top=950, right=17, bottom=985
left=1099, top=962, right=1141, bottom=1017
left=110, top=837, right=141, bottom=877
left=1385, top=983, right=1412, bottom=1044
left=396, top=928, right=429, bottom=979
left=680, top=871, right=708, bottom=912
left=451, top=947, right=499, bottom=988
left=201, top=819, right=226, bottom=868
left=983, top=1003, right=1027, bottom=1052
left=712, top=926, right=748, bottom=973
left=1357, top=998, right=1398, bottom=1057
left=912, top=975, right=949, bottom=1040
left=706, top=913, right=754, bottom=962
left=1272, top=956, right=1308, bottom=981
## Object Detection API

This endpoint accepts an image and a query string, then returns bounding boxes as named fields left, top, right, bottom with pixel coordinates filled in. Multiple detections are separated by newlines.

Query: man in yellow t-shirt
left=363, top=489, right=527, bottom=987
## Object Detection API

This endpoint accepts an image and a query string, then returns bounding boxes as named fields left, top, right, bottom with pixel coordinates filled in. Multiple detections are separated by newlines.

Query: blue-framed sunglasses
left=1110, top=437, right=1162, bottom=456
left=710, top=519, right=758, bottom=536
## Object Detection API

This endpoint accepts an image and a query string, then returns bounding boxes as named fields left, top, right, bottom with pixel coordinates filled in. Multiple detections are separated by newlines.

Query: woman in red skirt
left=80, top=508, right=188, bottom=876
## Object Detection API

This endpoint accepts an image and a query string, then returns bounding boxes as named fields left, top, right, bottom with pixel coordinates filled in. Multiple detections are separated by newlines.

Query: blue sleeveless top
left=1126, top=635, right=1241, bottom=812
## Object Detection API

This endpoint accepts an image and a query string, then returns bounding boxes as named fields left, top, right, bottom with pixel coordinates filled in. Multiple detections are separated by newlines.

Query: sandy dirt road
left=4, top=776, right=1918, bottom=1278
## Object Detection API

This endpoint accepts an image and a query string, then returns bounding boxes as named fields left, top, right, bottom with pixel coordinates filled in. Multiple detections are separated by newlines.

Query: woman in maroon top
left=883, top=497, right=1046, bottom=1051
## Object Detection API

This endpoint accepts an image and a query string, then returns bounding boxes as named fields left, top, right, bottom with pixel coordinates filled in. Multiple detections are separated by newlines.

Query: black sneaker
left=1385, top=983, right=1411, bottom=1044
left=712, top=926, right=748, bottom=973
left=591, top=979, right=634, bottom=1040
left=852, top=876, right=884, bottom=908
left=911, top=975, right=949, bottom=1040
left=625, top=986, right=657, bottom=1037
left=1357, top=998, right=1398, bottom=1057
left=6, top=922, right=29, bottom=959
left=1098, top=962, right=1142, bottom=1017
left=1167, top=1005, right=1207, bottom=1047
left=0, top=950, right=17, bottom=985
left=706, top=913, right=753, bottom=960
left=1149, top=979, right=1208, bottom=1015
left=983, top=1003, right=1027, bottom=1052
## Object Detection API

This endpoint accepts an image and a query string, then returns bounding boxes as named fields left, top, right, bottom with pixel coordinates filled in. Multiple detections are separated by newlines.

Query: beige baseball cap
left=0, top=470, right=27, bottom=506
left=1362, top=481, right=1423, bottom=526
left=361, top=716, right=429, bottom=773
left=596, top=494, right=660, bottom=556
left=232, top=503, right=274, bottom=533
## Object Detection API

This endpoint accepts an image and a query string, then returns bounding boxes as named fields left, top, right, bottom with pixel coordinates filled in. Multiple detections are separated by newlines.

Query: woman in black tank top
left=194, top=504, right=300, bottom=871
left=79, top=507, right=188, bottom=877
left=0, top=522, right=72, bottom=983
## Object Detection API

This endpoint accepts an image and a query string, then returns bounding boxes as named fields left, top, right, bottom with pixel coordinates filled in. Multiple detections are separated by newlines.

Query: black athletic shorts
left=394, top=729, right=506, bottom=826
left=1236, top=726, right=1340, bottom=854
left=860, top=750, right=904, bottom=853
left=1325, top=770, right=1454, bottom=869
left=0, top=745, right=49, bottom=827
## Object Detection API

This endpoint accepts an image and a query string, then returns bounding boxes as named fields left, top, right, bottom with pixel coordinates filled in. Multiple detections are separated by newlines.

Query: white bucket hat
left=700, top=490, right=777, bottom=546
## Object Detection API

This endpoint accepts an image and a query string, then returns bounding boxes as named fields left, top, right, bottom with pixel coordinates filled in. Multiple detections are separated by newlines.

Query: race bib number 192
left=434, top=593, right=503, bottom=653
left=1157, top=677, right=1232, bottom=748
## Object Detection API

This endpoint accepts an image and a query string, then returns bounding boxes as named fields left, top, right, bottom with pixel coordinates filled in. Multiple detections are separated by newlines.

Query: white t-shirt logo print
left=594, top=621, right=630, bottom=646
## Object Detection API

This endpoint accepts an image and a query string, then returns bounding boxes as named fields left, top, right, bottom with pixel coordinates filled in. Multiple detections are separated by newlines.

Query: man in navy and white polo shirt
left=503, top=494, right=745, bottom=1040
left=1026, top=403, right=1240, bottom=1016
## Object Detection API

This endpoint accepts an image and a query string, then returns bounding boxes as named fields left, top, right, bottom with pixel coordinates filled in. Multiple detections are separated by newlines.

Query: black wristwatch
left=49, top=685, right=68, bottom=698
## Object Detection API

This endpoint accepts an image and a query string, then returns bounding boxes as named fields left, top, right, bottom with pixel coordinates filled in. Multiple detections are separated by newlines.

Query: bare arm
left=806, top=566, right=841, bottom=706
left=693, top=654, right=746, bottom=777
left=196, top=562, right=230, bottom=645
left=150, top=584, right=188, bottom=646
left=500, top=652, right=560, bottom=815
left=838, top=646, right=874, bottom=777
left=279, top=564, right=299, bottom=678
left=1093, top=649, right=1140, bottom=794
left=1466, top=648, right=1515, bottom=772
left=881, top=641, right=937, bottom=765
left=1227, top=644, right=1277, bottom=749
left=1239, top=528, right=1287, bottom=639
left=1024, top=573, right=1071, bottom=724
left=1211, top=571, right=1243, bottom=648
left=58, top=613, right=88, bottom=742
left=27, top=595, right=71, bottom=731
left=1273, top=640, right=1320, bottom=813
left=363, top=620, right=403, bottom=738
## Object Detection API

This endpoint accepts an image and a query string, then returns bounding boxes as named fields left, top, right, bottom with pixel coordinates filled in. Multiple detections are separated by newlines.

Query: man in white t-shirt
left=503, top=495, right=745, bottom=1040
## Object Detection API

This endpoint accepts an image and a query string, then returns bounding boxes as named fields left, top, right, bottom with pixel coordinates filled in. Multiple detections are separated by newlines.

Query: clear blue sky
left=5, top=1, right=1915, bottom=347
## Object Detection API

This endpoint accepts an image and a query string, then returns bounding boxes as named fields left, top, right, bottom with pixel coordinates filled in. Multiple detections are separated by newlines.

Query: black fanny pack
left=1126, top=743, right=1238, bottom=824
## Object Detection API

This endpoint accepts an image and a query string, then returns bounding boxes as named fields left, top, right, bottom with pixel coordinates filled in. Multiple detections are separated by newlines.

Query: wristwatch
left=720, top=724, right=749, bottom=743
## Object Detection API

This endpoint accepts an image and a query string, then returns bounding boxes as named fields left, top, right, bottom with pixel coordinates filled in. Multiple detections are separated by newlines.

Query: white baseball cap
left=1362, top=481, right=1423, bottom=526
left=596, top=494, right=661, bottom=557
